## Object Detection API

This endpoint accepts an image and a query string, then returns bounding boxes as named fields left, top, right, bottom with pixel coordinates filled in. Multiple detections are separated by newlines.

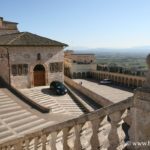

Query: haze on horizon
left=1, top=0, right=150, bottom=51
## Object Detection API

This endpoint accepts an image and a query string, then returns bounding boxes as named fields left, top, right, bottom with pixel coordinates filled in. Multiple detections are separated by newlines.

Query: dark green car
left=50, top=81, right=68, bottom=95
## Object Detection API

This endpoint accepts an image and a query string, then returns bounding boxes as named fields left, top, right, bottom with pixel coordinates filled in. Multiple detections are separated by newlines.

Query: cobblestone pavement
left=74, top=79, right=133, bottom=103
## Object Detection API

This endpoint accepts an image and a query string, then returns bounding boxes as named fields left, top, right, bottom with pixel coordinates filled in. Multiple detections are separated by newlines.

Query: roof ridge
left=7, top=32, right=25, bottom=45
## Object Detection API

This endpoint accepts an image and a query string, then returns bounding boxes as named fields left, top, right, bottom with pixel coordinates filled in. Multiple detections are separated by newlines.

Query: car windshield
left=104, top=79, right=110, bottom=81
left=56, top=82, right=64, bottom=88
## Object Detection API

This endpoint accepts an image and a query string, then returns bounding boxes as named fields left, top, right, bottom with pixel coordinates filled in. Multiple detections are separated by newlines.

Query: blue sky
left=1, top=0, right=150, bottom=49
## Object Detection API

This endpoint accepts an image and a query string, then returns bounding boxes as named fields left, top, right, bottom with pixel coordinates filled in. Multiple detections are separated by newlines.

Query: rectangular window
left=49, top=62, right=63, bottom=73
left=50, top=63, right=55, bottom=73
left=11, top=65, right=17, bottom=76
left=23, top=64, right=28, bottom=75
left=11, top=64, right=28, bottom=76
left=18, top=64, right=22, bottom=75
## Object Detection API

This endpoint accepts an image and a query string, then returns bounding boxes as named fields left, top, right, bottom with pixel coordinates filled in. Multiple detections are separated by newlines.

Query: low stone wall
left=0, top=77, right=50, bottom=113
left=64, top=76, right=113, bottom=106
left=13, top=87, right=50, bottom=113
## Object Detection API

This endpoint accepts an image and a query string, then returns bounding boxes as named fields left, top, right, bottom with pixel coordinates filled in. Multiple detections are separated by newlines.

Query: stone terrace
left=74, top=79, right=133, bottom=103
left=0, top=87, right=85, bottom=143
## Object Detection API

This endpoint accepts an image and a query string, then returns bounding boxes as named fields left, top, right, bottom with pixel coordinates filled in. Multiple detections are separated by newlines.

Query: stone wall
left=8, top=46, right=64, bottom=88
left=0, top=47, right=9, bottom=84
left=64, top=76, right=113, bottom=106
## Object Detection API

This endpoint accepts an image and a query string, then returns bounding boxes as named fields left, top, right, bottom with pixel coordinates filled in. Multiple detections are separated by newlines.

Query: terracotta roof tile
left=0, top=32, right=68, bottom=46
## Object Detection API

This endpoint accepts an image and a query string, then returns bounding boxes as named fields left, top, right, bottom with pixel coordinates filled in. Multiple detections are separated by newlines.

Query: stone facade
left=64, top=50, right=96, bottom=78
left=0, top=17, right=67, bottom=88
left=10, top=46, right=64, bottom=88
left=0, top=17, right=19, bottom=35
left=0, top=45, right=65, bottom=89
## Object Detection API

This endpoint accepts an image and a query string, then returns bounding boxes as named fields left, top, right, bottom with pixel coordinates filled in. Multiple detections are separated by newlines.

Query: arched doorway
left=33, top=64, right=45, bottom=86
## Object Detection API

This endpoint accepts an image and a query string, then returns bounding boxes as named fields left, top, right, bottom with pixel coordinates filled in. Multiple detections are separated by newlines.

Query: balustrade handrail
left=0, top=97, right=133, bottom=147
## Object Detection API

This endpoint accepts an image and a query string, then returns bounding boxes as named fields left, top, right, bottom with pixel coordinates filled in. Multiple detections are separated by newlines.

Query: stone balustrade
left=0, top=98, right=133, bottom=150
left=1, top=56, right=150, bottom=150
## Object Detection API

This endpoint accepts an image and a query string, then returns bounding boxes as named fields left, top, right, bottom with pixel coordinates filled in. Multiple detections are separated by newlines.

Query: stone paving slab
left=74, top=79, right=133, bottom=103
left=0, top=88, right=80, bottom=143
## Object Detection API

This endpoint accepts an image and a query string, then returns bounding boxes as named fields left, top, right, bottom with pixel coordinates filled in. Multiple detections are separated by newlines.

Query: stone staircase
left=0, top=89, right=54, bottom=143
left=20, top=86, right=85, bottom=116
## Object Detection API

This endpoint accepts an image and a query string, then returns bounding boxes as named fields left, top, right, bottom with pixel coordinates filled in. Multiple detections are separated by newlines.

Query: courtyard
left=73, top=79, right=133, bottom=103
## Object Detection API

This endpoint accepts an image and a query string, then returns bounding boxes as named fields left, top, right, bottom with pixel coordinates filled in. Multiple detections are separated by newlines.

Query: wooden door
left=34, top=71, right=45, bottom=86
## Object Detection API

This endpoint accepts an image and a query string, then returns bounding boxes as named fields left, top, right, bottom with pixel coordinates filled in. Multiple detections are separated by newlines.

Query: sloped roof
left=0, top=32, right=68, bottom=46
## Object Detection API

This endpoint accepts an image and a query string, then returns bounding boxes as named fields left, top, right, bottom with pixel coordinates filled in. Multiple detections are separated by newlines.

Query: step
left=0, top=98, right=13, bottom=103
left=20, top=121, right=55, bottom=135
left=14, top=119, right=46, bottom=133
left=0, top=110, right=27, bottom=119
left=0, top=135, right=17, bottom=144
left=8, top=116, right=39, bottom=128
left=0, top=106, right=22, bottom=114
left=0, top=125, right=8, bottom=133
left=0, top=130, right=13, bottom=140
left=0, top=101, right=14, bottom=105
left=0, top=103, right=18, bottom=109
left=4, top=112, right=32, bottom=123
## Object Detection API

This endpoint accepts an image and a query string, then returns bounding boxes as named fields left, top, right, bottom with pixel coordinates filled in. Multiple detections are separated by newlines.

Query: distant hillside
left=73, top=48, right=149, bottom=56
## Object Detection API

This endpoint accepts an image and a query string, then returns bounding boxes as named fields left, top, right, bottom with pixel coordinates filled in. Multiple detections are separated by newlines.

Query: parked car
left=100, top=79, right=112, bottom=84
left=50, top=81, right=68, bottom=95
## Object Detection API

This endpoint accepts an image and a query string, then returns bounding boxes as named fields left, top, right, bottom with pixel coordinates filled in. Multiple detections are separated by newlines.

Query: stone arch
left=33, top=64, right=46, bottom=86
left=29, top=63, right=48, bottom=87
left=77, top=72, right=82, bottom=78
left=112, top=75, right=115, bottom=82
left=125, top=78, right=129, bottom=87
left=138, top=80, right=143, bottom=87
left=115, top=76, right=118, bottom=84
left=73, top=72, right=77, bottom=79
left=117, top=76, right=121, bottom=84
left=121, top=77, right=124, bottom=85
left=86, top=72, right=91, bottom=78
left=129, top=78, right=133, bottom=87
left=133, top=79, right=138, bottom=88
left=82, top=72, right=86, bottom=78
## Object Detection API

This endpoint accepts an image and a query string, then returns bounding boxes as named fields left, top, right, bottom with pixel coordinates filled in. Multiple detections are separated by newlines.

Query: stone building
left=64, top=50, right=96, bottom=78
left=0, top=17, right=67, bottom=88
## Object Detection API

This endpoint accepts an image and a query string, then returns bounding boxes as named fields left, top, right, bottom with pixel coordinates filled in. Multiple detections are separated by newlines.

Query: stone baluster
left=25, top=139, right=30, bottom=150
left=7, top=146, right=11, bottom=150
left=90, top=118, right=102, bottom=150
left=108, top=111, right=122, bottom=150
left=74, top=124, right=83, bottom=150
left=62, top=128, right=69, bottom=150
left=34, top=136, right=39, bottom=150
left=123, top=108, right=132, bottom=142
left=41, top=134, right=47, bottom=150
left=50, top=131, right=58, bottom=150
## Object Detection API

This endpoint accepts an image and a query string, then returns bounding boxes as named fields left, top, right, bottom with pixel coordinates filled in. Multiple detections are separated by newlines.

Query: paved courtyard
left=0, top=87, right=84, bottom=143
left=74, top=79, right=133, bottom=103
left=20, top=86, right=85, bottom=116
